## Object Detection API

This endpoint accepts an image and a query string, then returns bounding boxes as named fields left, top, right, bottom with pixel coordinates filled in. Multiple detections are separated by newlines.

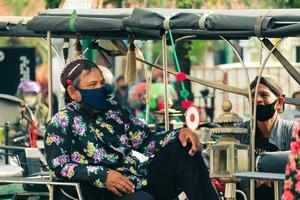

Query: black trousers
left=144, top=140, right=219, bottom=200
left=56, top=141, right=218, bottom=200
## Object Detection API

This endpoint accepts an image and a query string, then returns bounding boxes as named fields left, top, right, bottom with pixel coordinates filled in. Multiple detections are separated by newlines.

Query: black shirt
left=255, top=128, right=279, bottom=200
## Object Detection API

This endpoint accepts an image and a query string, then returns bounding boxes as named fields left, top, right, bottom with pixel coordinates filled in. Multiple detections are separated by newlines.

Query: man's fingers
left=191, top=136, right=199, bottom=150
left=110, top=187, right=123, bottom=197
left=188, top=149, right=195, bottom=156
left=188, top=144, right=197, bottom=156
left=255, top=180, right=261, bottom=187
left=179, top=134, right=187, bottom=147
left=115, top=183, right=130, bottom=194
left=121, top=176, right=135, bottom=189
left=187, top=135, right=200, bottom=156
left=118, top=180, right=134, bottom=193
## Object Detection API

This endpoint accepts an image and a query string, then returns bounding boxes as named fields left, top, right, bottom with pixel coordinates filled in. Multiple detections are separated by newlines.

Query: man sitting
left=44, top=56, right=219, bottom=200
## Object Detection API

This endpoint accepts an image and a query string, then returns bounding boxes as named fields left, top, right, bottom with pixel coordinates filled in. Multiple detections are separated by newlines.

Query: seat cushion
left=0, top=165, right=23, bottom=177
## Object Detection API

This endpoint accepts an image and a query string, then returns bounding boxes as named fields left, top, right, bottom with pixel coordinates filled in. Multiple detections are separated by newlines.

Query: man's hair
left=60, top=56, right=98, bottom=103
left=116, top=75, right=125, bottom=83
left=60, top=56, right=98, bottom=88
left=292, top=90, right=300, bottom=98
left=250, top=75, right=283, bottom=97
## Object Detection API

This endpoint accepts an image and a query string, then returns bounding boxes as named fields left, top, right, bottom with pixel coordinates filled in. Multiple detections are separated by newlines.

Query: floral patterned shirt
left=44, top=100, right=179, bottom=190
left=283, top=120, right=300, bottom=200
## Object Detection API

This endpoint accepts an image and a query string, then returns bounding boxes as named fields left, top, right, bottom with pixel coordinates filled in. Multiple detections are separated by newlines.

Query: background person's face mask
left=256, top=100, right=277, bottom=122
left=79, top=87, right=109, bottom=111
left=24, top=95, right=38, bottom=108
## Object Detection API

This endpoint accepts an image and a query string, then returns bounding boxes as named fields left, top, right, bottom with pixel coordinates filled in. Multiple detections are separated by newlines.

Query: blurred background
left=0, top=0, right=300, bottom=122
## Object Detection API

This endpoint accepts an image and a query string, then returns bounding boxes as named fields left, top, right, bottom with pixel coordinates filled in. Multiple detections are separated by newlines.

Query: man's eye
left=88, top=83, right=96, bottom=87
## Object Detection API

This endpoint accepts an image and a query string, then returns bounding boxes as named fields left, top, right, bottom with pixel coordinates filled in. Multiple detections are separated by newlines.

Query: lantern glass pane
left=213, top=149, right=229, bottom=175
left=235, top=148, right=249, bottom=172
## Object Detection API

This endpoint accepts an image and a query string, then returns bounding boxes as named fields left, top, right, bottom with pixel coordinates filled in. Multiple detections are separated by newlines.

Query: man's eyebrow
left=87, top=80, right=96, bottom=84
left=251, top=91, right=271, bottom=96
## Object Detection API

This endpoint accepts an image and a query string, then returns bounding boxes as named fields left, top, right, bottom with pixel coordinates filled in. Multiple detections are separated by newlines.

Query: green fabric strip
left=168, top=30, right=188, bottom=100
left=69, top=10, right=78, bottom=32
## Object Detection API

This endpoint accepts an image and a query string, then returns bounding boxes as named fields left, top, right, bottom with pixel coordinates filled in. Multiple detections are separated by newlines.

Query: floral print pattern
left=46, top=133, right=63, bottom=145
left=283, top=121, right=300, bottom=200
left=52, top=154, right=69, bottom=168
left=45, top=100, right=179, bottom=189
left=71, top=152, right=88, bottom=164
left=61, top=163, right=77, bottom=179
left=73, top=116, right=86, bottom=136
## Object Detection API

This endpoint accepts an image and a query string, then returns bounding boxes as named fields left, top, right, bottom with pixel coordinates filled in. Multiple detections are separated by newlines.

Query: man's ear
left=67, top=85, right=81, bottom=102
left=276, top=96, right=285, bottom=112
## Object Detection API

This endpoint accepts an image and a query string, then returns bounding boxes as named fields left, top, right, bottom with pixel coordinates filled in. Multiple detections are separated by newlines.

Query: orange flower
left=282, top=189, right=294, bottom=200
left=286, top=164, right=291, bottom=176
left=284, top=179, right=292, bottom=190
left=295, top=181, right=300, bottom=193
left=295, top=170, right=300, bottom=180
left=292, top=122, right=299, bottom=138
left=290, top=160, right=297, bottom=171
left=291, top=142, right=300, bottom=155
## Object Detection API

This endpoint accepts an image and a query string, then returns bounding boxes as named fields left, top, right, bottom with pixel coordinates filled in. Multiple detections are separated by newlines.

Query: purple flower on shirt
left=46, top=134, right=62, bottom=145
left=61, top=163, right=77, bottom=178
left=106, top=110, right=123, bottom=125
left=71, top=152, right=87, bottom=164
left=61, top=119, right=68, bottom=128
left=120, top=135, right=128, bottom=145
left=73, top=116, right=86, bottom=136
left=87, top=166, right=99, bottom=174
left=124, top=123, right=130, bottom=132
left=52, top=154, right=69, bottom=168
left=93, top=148, right=106, bottom=163
left=131, top=139, right=142, bottom=148
left=130, top=117, right=146, bottom=127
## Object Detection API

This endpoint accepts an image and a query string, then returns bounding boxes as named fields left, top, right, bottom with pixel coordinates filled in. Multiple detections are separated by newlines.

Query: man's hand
left=179, top=128, right=201, bottom=156
left=255, top=180, right=272, bottom=187
left=106, top=170, right=135, bottom=196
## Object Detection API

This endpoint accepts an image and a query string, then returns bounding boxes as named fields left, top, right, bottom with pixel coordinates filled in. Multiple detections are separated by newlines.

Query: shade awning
left=2, top=8, right=300, bottom=40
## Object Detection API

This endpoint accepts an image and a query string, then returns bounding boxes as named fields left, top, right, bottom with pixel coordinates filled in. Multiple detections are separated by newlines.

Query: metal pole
left=49, top=185, right=54, bottom=200
left=4, top=121, right=10, bottom=164
left=136, top=57, right=248, bottom=97
left=250, top=37, right=286, bottom=200
left=274, top=181, right=279, bottom=200
left=76, top=184, right=84, bottom=200
left=47, top=31, right=53, bottom=118
left=225, top=183, right=236, bottom=200
left=162, top=33, right=169, bottom=131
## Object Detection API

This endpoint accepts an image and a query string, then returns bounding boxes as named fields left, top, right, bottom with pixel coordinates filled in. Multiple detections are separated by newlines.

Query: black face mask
left=256, top=100, right=277, bottom=122
left=119, top=85, right=128, bottom=91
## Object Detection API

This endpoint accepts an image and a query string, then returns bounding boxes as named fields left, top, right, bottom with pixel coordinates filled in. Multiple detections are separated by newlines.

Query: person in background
left=113, top=75, right=131, bottom=110
left=280, top=90, right=300, bottom=121
left=44, top=57, right=219, bottom=200
left=236, top=75, right=295, bottom=200
left=13, top=81, right=49, bottom=147
left=17, top=80, right=49, bottom=128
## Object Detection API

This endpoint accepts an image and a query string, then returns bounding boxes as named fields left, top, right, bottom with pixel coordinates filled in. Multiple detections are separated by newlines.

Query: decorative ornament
left=66, top=79, right=73, bottom=86
left=181, top=100, right=192, bottom=109
left=180, top=89, right=190, bottom=99
left=176, top=72, right=186, bottom=81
